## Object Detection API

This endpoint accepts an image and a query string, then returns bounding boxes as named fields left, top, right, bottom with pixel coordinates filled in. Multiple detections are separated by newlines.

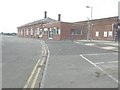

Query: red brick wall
left=92, top=17, right=118, bottom=40
left=44, top=22, right=82, bottom=40
left=53, top=35, right=61, bottom=40
left=17, top=16, right=118, bottom=41
left=76, top=17, right=118, bottom=41
left=42, top=35, right=48, bottom=39
left=60, top=22, right=73, bottom=40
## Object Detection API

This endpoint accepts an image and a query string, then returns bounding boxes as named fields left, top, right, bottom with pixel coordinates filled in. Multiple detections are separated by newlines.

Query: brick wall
left=17, top=16, right=118, bottom=41
left=92, top=17, right=118, bottom=40
left=76, top=16, right=118, bottom=41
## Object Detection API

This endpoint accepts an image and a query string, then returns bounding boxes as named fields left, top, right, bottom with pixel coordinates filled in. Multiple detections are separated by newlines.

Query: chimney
left=58, top=14, right=61, bottom=21
left=44, top=11, right=47, bottom=18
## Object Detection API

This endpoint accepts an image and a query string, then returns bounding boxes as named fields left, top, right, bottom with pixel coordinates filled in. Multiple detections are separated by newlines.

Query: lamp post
left=86, top=6, right=93, bottom=41
left=87, top=17, right=90, bottom=40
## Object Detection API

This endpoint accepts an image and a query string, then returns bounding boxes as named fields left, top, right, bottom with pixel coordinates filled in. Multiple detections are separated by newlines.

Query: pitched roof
left=18, top=17, right=56, bottom=28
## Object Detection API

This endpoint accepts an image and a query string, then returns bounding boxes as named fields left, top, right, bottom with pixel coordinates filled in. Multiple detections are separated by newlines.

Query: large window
left=44, top=28, right=48, bottom=35
left=71, top=29, right=81, bottom=35
left=53, top=27, right=61, bottom=35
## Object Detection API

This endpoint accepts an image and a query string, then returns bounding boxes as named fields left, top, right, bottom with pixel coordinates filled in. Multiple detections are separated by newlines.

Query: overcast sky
left=0, top=0, right=119, bottom=33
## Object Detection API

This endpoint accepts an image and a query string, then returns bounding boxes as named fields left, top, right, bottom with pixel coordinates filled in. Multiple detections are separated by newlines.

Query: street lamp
left=87, top=17, right=90, bottom=40
left=86, top=6, right=93, bottom=40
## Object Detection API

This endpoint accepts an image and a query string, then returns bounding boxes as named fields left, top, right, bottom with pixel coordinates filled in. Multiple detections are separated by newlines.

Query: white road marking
left=101, top=46, right=116, bottom=50
left=108, top=61, right=120, bottom=64
left=82, top=52, right=118, bottom=56
left=80, top=54, right=119, bottom=84
left=94, top=61, right=119, bottom=65
left=40, top=41, right=50, bottom=88
left=85, top=43, right=95, bottom=46
left=74, top=41, right=81, bottom=44
left=94, top=62, right=105, bottom=65
left=74, top=41, right=118, bottom=51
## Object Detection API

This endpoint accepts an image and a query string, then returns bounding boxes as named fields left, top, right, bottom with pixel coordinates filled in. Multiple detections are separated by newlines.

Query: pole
left=87, top=17, right=90, bottom=40
left=90, top=7, right=93, bottom=41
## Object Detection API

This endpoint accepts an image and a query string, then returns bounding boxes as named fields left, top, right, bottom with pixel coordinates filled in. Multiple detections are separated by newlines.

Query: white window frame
left=31, top=29, right=33, bottom=35
left=21, top=30, right=23, bottom=35
left=58, top=29, right=61, bottom=34
left=37, top=28, right=39, bottom=35
left=108, top=31, right=112, bottom=37
left=26, top=29, right=29, bottom=35
left=96, top=31, right=99, bottom=37
left=104, top=31, right=108, bottom=37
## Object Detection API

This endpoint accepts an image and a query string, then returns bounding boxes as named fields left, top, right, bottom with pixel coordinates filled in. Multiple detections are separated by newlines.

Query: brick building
left=17, top=11, right=118, bottom=41
left=76, top=16, right=118, bottom=41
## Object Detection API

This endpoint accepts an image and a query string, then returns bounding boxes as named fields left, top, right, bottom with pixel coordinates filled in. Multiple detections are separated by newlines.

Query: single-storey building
left=17, top=11, right=118, bottom=41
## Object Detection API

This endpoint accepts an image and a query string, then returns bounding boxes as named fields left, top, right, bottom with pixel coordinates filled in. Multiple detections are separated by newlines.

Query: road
left=2, top=36, right=119, bottom=88
left=41, top=40, right=118, bottom=88
left=2, top=35, right=48, bottom=88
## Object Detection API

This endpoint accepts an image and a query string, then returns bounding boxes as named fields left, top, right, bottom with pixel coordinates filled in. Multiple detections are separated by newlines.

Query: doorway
left=48, top=28, right=53, bottom=39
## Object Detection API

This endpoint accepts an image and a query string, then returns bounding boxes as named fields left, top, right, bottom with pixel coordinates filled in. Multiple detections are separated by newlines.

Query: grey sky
left=0, top=0, right=119, bottom=33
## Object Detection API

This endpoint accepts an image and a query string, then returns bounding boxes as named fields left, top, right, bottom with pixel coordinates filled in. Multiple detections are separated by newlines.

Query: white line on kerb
left=80, top=54, right=119, bottom=84
left=40, top=41, right=50, bottom=88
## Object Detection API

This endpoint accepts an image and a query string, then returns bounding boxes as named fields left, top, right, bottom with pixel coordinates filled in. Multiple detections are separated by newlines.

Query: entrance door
left=48, top=29, right=53, bottom=39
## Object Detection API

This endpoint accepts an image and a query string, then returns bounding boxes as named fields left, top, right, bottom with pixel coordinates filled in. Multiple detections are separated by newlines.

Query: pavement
left=75, top=40, right=119, bottom=52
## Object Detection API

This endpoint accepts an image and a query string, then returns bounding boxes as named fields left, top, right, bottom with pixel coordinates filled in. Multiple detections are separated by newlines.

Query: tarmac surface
left=41, top=40, right=119, bottom=88
left=2, top=35, right=42, bottom=88
left=1, top=36, right=119, bottom=88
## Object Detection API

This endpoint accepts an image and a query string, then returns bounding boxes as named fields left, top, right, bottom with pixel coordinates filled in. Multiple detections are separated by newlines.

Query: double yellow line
left=23, top=41, right=47, bottom=89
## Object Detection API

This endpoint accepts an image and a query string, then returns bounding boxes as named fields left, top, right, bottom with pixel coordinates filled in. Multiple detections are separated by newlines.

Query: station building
left=17, top=11, right=118, bottom=41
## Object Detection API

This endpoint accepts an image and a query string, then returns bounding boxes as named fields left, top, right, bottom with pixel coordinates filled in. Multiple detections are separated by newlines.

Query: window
left=56, top=29, right=59, bottom=34
left=37, top=28, right=39, bottom=35
left=21, top=30, right=23, bottom=35
left=104, top=31, right=107, bottom=37
left=31, top=29, right=33, bottom=35
left=71, top=29, right=81, bottom=35
left=96, top=31, right=99, bottom=37
left=26, top=29, right=29, bottom=35
left=58, top=29, right=61, bottom=34
left=44, top=28, right=48, bottom=35
left=53, top=27, right=60, bottom=35
left=108, top=31, right=112, bottom=37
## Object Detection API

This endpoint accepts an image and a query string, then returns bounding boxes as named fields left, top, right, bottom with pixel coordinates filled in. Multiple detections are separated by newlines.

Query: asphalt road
left=2, top=35, right=42, bottom=88
left=42, top=40, right=118, bottom=88
left=2, top=36, right=119, bottom=88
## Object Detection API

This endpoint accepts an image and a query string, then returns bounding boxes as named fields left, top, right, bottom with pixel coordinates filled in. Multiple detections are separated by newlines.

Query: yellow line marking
left=23, top=42, right=44, bottom=88
left=31, top=58, right=45, bottom=88
left=23, top=58, right=41, bottom=88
